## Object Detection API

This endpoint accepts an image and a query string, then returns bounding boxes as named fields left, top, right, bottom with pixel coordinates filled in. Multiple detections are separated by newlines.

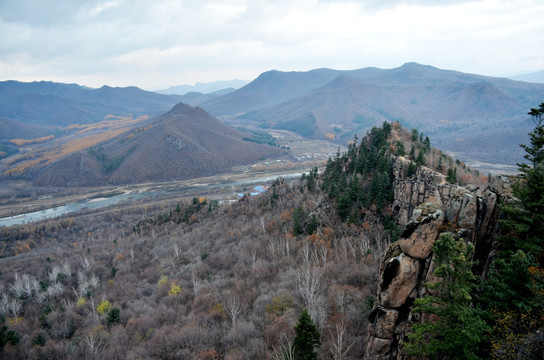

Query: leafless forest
left=0, top=123, right=490, bottom=359
left=0, top=174, right=390, bottom=359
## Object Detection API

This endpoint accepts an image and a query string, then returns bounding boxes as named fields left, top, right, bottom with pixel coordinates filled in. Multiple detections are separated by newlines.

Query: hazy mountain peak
left=323, top=74, right=362, bottom=89
left=165, top=102, right=206, bottom=118
left=508, top=69, right=544, bottom=84
left=156, top=79, right=249, bottom=95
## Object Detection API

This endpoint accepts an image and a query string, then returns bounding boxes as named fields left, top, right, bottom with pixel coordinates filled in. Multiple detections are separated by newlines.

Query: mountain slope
left=0, top=121, right=505, bottom=359
left=0, top=81, right=184, bottom=126
left=200, top=68, right=346, bottom=116
left=33, top=103, right=285, bottom=186
left=224, top=63, right=544, bottom=164
left=0, top=117, right=50, bottom=140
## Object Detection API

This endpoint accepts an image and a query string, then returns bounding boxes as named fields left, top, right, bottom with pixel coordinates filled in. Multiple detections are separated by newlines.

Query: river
left=0, top=172, right=303, bottom=227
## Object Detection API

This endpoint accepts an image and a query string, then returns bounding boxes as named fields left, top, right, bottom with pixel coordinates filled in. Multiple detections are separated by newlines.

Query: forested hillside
left=0, top=119, right=541, bottom=359
left=0, top=123, right=409, bottom=359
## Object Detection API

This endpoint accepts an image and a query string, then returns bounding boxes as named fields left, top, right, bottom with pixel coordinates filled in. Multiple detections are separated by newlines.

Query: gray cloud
left=0, top=0, right=542, bottom=89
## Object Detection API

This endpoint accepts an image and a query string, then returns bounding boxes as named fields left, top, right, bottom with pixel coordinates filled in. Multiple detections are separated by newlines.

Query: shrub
left=157, top=275, right=168, bottom=286
left=32, top=333, right=46, bottom=347
left=107, top=308, right=120, bottom=326
left=97, top=300, right=112, bottom=315
left=168, top=284, right=182, bottom=297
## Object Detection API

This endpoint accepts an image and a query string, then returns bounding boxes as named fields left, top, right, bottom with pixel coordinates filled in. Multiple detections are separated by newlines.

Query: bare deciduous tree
left=191, top=271, right=201, bottom=297
left=328, top=321, right=355, bottom=360
left=357, top=236, right=370, bottom=258
left=61, top=262, right=72, bottom=279
left=0, top=294, right=9, bottom=317
left=296, top=264, right=327, bottom=328
left=225, top=295, right=242, bottom=329
left=302, top=242, right=311, bottom=264
left=270, top=334, right=295, bottom=360
left=81, top=257, right=95, bottom=272
left=8, top=297, right=22, bottom=317
left=49, top=266, right=61, bottom=283
left=84, top=332, right=104, bottom=358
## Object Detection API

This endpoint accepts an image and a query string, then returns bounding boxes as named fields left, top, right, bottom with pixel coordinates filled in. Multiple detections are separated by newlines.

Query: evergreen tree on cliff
left=500, top=102, right=544, bottom=261
left=483, top=103, right=544, bottom=358
left=405, top=233, right=489, bottom=360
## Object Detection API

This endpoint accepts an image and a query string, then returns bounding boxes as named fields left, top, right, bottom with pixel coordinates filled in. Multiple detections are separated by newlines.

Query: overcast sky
left=1, top=0, right=543, bottom=90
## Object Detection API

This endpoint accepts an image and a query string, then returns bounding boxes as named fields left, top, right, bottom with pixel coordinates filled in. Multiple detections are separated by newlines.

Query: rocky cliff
left=365, top=156, right=512, bottom=359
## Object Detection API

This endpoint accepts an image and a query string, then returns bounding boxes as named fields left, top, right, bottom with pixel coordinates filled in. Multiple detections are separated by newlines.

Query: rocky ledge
left=365, top=157, right=512, bottom=359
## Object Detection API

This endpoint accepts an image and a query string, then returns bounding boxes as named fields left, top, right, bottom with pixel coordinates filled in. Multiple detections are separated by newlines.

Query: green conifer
left=293, top=308, right=321, bottom=360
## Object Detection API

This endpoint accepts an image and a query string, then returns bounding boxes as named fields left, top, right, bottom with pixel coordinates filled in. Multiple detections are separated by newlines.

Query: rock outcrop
left=365, top=157, right=511, bottom=359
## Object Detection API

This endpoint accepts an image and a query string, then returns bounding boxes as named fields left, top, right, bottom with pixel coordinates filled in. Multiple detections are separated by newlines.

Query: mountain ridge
left=155, top=79, right=249, bottom=95
left=32, top=102, right=285, bottom=186
left=203, top=63, right=544, bottom=165
left=0, top=80, right=184, bottom=126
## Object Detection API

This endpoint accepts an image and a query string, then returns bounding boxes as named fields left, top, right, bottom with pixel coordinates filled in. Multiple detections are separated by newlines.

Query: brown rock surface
left=378, top=252, right=420, bottom=308
left=368, top=307, right=400, bottom=339
left=399, top=203, right=444, bottom=259
left=365, top=158, right=508, bottom=360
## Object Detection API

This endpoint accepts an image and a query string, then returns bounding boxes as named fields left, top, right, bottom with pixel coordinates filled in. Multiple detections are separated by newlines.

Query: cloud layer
left=1, top=0, right=543, bottom=89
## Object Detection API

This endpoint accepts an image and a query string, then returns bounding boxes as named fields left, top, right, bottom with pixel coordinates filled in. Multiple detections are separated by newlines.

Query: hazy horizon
left=1, top=0, right=543, bottom=89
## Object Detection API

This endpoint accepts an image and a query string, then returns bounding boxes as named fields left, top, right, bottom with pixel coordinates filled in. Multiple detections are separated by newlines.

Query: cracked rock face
left=364, top=160, right=509, bottom=359
left=368, top=307, right=399, bottom=339
left=378, top=251, right=420, bottom=308
left=399, top=203, right=444, bottom=260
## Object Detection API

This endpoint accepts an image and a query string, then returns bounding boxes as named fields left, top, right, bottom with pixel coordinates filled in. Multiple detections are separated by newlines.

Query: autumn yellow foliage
left=157, top=275, right=168, bottom=286
left=96, top=300, right=112, bottom=315
left=3, top=115, right=152, bottom=176
left=168, top=283, right=182, bottom=296
left=10, top=135, right=55, bottom=146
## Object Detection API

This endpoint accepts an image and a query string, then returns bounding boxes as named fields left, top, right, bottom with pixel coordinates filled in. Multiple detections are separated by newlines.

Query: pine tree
left=409, top=146, right=415, bottom=160
left=499, top=164, right=544, bottom=258
left=405, top=233, right=489, bottom=359
left=487, top=102, right=544, bottom=360
left=107, top=307, right=121, bottom=326
left=307, top=214, right=318, bottom=235
left=518, top=102, right=544, bottom=173
left=446, top=167, right=457, bottom=184
left=292, top=206, right=305, bottom=236
left=437, top=157, right=443, bottom=171
left=415, top=149, right=425, bottom=166
left=293, top=308, right=321, bottom=360
left=500, top=102, right=544, bottom=261
left=396, top=140, right=405, bottom=156
left=411, top=128, right=419, bottom=142
left=423, top=136, right=431, bottom=151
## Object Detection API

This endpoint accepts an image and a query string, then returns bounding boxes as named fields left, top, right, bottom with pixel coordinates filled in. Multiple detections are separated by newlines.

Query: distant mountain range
left=508, top=69, right=544, bottom=84
left=0, top=80, right=284, bottom=186
left=155, top=79, right=249, bottom=95
left=0, top=80, right=184, bottom=127
left=3, top=63, right=544, bottom=185
left=189, top=63, right=544, bottom=165
left=33, top=103, right=284, bottom=186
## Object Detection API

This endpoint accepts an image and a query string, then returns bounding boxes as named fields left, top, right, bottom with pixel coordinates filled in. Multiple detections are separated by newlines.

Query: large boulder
left=368, top=306, right=399, bottom=339
left=378, top=250, right=420, bottom=308
left=399, top=202, right=444, bottom=260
